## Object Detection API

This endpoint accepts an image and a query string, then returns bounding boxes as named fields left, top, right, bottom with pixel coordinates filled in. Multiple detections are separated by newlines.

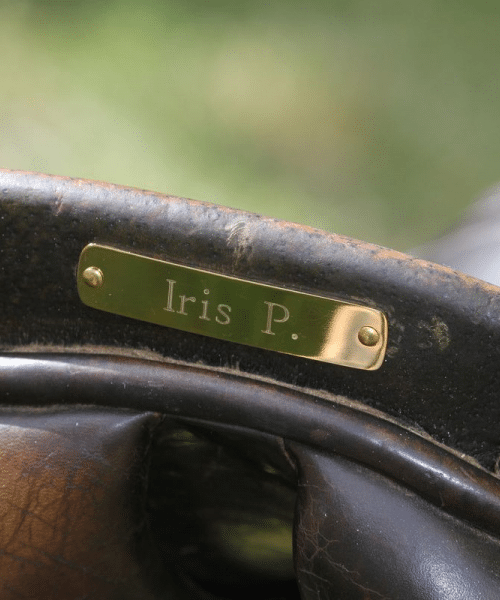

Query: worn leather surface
left=1, top=171, right=500, bottom=599
left=0, top=356, right=499, bottom=598
left=0, top=408, right=172, bottom=600
left=2, top=402, right=495, bottom=599
left=1, top=170, right=500, bottom=469
left=0, top=407, right=300, bottom=599
left=291, top=443, right=500, bottom=600
left=1, top=354, right=499, bottom=538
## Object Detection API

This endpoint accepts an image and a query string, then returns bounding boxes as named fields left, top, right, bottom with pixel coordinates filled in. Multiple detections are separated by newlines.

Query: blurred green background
left=1, top=0, right=499, bottom=250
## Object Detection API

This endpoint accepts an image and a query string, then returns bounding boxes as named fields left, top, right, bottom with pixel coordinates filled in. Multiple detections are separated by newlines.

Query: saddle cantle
left=0, top=169, right=499, bottom=599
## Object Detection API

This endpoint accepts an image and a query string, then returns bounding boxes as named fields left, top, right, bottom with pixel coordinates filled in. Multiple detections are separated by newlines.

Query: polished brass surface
left=77, top=244, right=388, bottom=370
left=82, top=266, right=104, bottom=288
left=358, top=326, right=380, bottom=347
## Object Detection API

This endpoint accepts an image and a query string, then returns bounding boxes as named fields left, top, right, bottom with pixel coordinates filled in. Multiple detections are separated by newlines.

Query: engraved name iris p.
left=77, top=244, right=388, bottom=370
left=163, top=279, right=292, bottom=337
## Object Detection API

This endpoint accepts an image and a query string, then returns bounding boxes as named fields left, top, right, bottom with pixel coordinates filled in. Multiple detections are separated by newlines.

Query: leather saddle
left=0, top=169, right=499, bottom=599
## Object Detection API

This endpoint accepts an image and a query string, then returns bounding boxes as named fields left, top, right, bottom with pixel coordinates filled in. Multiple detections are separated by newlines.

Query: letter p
left=262, top=301, right=290, bottom=335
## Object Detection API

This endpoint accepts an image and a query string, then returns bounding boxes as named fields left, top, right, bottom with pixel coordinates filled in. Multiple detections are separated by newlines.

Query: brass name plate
left=77, top=244, right=387, bottom=370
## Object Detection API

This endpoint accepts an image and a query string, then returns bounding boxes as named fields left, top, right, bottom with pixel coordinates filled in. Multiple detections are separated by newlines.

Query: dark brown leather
left=1, top=169, right=500, bottom=468
left=291, top=443, right=500, bottom=600
left=1, top=170, right=500, bottom=599
left=0, top=356, right=499, bottom=598
left=0, top=408, right=170, bottom=600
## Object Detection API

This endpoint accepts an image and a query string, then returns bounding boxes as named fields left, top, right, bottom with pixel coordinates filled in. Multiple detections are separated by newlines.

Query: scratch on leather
left=226, top=220, right=254, bottom=268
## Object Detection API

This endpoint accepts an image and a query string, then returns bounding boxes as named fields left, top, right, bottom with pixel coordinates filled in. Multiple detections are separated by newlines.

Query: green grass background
left=2, top=0, right=500, bottom=250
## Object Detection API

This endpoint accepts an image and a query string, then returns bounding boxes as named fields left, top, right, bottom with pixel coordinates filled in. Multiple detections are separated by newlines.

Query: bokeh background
left=2, top=0, right=500, bottom=250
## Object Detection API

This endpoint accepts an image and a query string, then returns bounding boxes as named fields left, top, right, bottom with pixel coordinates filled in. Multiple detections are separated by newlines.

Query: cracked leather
left=0, top=408, right=174, bottom=600
left=1, top=170, right=499, bottom=468
left=291, top=443, right=500, bottom=599
left=1, top=170, right=500, bottom=599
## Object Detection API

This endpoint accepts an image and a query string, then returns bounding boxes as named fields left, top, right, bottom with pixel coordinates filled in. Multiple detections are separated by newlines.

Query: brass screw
left=358, top=326, right=380, bottom=347
left=82, top=266, right=103, bottom=288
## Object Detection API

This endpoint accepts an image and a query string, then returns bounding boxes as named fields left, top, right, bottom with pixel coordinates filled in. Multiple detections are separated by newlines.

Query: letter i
left=200, top=289, right=211, bottom=321
left=164, top=279, right=176, bottom=312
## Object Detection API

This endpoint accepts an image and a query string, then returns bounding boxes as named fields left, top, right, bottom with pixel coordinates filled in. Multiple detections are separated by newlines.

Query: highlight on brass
left=77, top=244, right=388, bottom=370
left=82, top=266, right=104, bottom=288
left=358, top=326, right=380, bottom=347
